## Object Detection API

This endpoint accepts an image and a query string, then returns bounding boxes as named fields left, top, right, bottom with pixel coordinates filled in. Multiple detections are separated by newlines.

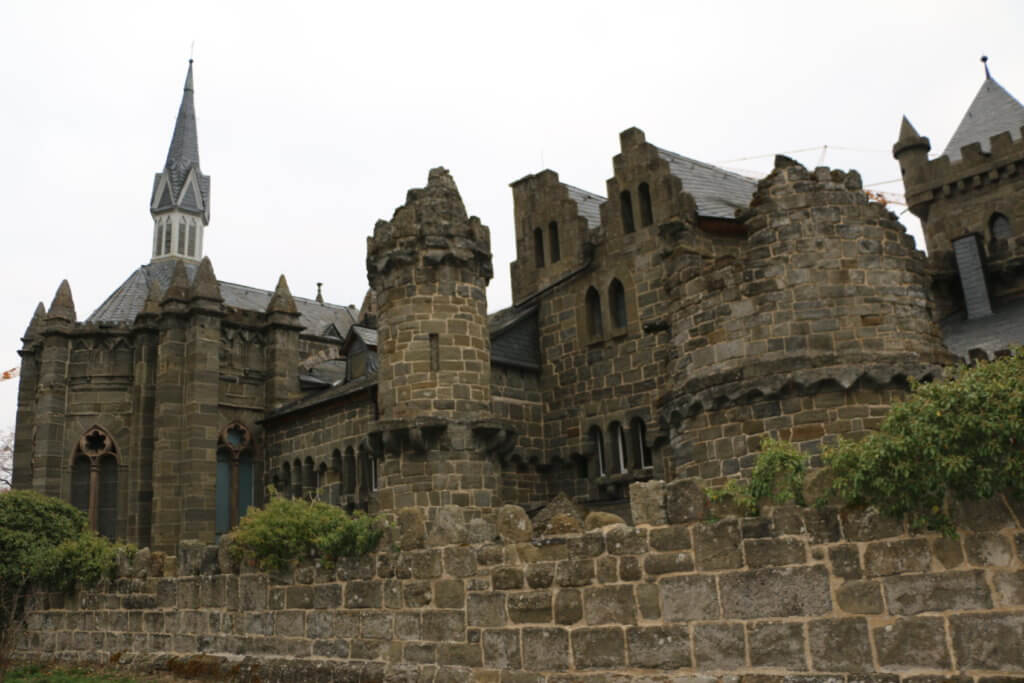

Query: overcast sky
left=1, top=0, right=1022, bottom=431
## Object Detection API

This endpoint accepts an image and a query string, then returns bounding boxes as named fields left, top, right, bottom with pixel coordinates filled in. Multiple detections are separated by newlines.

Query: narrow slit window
left=164, top=221, right=172, bottom=254
left=429, top=333, right=440, bottom=372
left=632, top=418, right=652, bottom=469
left=188, top=222, right=197, bottom=256
left=610, top=422, right=627, bottom=474
left=548, top=221, right=561, bottom=263
left=534, top=227, right=545, bottom=267
left=590, top=426, right=605, bottom=477
left=586, top=287, right=603, bottom=339
left=610, top=279, right=627, bottom=328
left=638, top=183, right=653, bottom=226
left=177, top=220, right=186, bottom=254
left=156, top=224, right=164, bottom=255
left=620, top=191, right=635, bottom=233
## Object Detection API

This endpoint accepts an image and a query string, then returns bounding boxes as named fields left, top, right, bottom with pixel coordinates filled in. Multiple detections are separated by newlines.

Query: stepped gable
left=942, top=75, right=1024, bottom=161
left=564, top=184, right=604, bottom=229
left=87, top=260, right=356, bottom=337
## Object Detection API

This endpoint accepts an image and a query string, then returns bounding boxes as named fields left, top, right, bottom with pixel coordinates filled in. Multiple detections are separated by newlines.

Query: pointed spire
left=982, top=55, right=991, bottom=80
left=267, top=275, right=298, bottom=315
left=166, top=60, right=200, bottom=172
left=161, top=259, right=191, bottom=304
left=899, top=116, right=921, bottom=141
left=893, top=115, right=931, bottom=160
left=942, top=71, right=1024, bottom=161
left=24, top=302, right=46, bottom=338
left=47, top=280, right=76, bottom=322
left=190, top=256, right=222, bottom=302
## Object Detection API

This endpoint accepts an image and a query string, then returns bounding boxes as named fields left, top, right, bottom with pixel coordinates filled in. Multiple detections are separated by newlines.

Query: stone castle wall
left=15, top=488, right=1024, bottom=682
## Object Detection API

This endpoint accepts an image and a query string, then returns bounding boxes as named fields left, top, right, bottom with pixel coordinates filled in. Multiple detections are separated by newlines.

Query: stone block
left=525, top=562, right=554, bottom=588
left=584, top=511, right=625, bottom=530
left=863, top=538, right=931, bottom=576
left=801, top=507, right=842, bottom=544
left=274, top=610, right=305, bottom=637
left=410, top=549, right=443, bottom=579
left=720, top=566, right=831, bottom=618
left=619, top=555, right=642, bottom=581
left=626, top=625, right=690, bottom=669
left=841, top=507, right=903, bottom=541
left=567, top=533, right=605, bottom=558
left=492, top=566, right=524, bottom=590
left=434, top=579, right=465, bottom=608
left=741, top=516, right=773, bottom=539
left=312, top=583, right=341, bottom=609
left=836, top=580, right=884, bottom=614
left=422, top=611, right=466, bottom=642
left=661, top=575, right=720, bottom=622
left=521, top=627, right=569, bottom=671
left=931, top=536, right=964, bottom=569
left=507, top=591, right=552, bottom=623
left=345, top=580, right=383, bottom=609
left=178, top=540, right=207, bottom=576
left=770, top=504, right=806, bottom=535
left=583, top=585, right=636, bottom=625
left=361, top=613, right=393, bottom=639
left=808, top=618, right=872, bottom=672
left=884, top=570, right=992, bottom=615
left=994, top=570, right=1024, bottom=606
left=964, top=532, right=1014, bottom=566
left=497, top=505, right=533, bottom=542
left=439, top=643, right=482, bottom=667
left=874, top=617, right=951, bottom=669
left=543, top=512, right=582, bottom=535
left=335, top=555, right=376, bottom=580
left=828, top=543, right=862, bottom=579
left=483, top=629, right=521, bottom=669
left=629, top=480, right=667, bottom=526
left=555, top=559, right=594, bottom=587
left=403, top=642, right=436, bottom=664
left=953, top=496, right=1015, bottom=531
left=605, top=525, right=648, bottom=555
left=595, top=555, right=617, bottom=583
left=428, top=505, right=469, bottom=546
left=649, top=525, right=692, bottom=551
left=743, top=538, right=806, bottom=567
left=665, top=479, right=708, bottom=524
left=285, top=584, right=314, bottom=609
left=467, top=592, right=506, bottom=627
left=571, top=627, right=625, bottom=669
left=644, top=551, right=694, bottom=575
left=694, top=622, right=745, bottom=671
left=747, top=621, right=806, bottom=669
left=554, top=588, right=582, bottom=625
left=950, top=613, right=1024, bottom=671
left=443, top=547, right=477, bottom=578
left=467, top=517, right=497, bottom=544
left=693, top=519, right=742, bottom=570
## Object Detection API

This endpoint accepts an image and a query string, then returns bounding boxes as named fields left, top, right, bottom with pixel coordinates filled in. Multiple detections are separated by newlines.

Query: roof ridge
left=654, top=146, right=758, bottom=185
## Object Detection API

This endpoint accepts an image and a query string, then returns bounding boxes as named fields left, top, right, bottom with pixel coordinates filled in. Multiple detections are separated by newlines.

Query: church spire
left=149, top=60, right=211, bottom=263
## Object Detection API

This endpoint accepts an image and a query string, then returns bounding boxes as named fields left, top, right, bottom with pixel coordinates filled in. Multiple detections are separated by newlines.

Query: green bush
left=707, top=437, right=807, bottom=515
left=825, top=350, right=1024, bottom=532
left=230, top=494, right=385, bottom=571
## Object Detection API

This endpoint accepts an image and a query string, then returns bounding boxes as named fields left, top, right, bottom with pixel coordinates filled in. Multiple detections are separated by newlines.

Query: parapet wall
left=15, top=487, right=1024, bottom=682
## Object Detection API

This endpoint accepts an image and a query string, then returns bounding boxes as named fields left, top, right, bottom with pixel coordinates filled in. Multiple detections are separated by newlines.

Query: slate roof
left=565, top=185, right=605, bottom=230
left=941, top=298, right=1024, bottom=359
left=655, top=148, right=757, bottom=219
left=349, top=325, right=378, bottom=348
left=489, top=305, right=541, bottom=370
left=87, top=259, right=357, bottom=337
left=152, top=61, right=210, bottom=220
left=942, top=76, right=1024, bottom=162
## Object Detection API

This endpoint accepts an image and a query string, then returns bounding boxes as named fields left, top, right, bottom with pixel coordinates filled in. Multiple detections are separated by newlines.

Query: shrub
left=707, top=437, right=806, bottom=515
left=825, top=350, right=1024, bottom=532
left=230, top=494, right=385, bottom=571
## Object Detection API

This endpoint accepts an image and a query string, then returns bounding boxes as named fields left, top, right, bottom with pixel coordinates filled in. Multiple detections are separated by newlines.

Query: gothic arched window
left=609, top=279, right=627, bottom=328
left=331, top=449, right=342, bottom=505
left=534, top=227, right=545, bottom=268
left=70, top=426, right=119, bottom=540
left=609, top=421, right=627, bottom=474
left=586, top=287, right=603, bottom=339
left=188, top=220, right=197, bottom=257
left=343, top=447, right=357, bottom=495
left=215, top=422, right=254, bottom=535
left=991, top=213, right=1012, bottom=241
left=163, top=220, right=172, bottom=254
left=620, top=191, right=635, bottom=233
left=631, top=417, right=652, bottom=469
left=589, top=426, right=606, bottom=477
left=549, top=221, right=561, bottom=263
left=638, top=183, right=653, bottom=226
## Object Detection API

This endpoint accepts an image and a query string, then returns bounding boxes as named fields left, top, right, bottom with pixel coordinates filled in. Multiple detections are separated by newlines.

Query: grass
left=6, top=664, right=184, bottom=682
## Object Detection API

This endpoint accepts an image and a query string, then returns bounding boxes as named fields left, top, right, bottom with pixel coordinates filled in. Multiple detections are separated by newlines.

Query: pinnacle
left=162, top=259, right=191, bottom=304
left=899, top=116, right=921, bottom=141
left=47, top=280, right=76, bottom=322
left=142, top=277, right=163, bottom=315
left=190, top=256, right=222, bottom=302
left=25, top=301, right=46, bottom=337
left=267, top=275, right=298, bottom=315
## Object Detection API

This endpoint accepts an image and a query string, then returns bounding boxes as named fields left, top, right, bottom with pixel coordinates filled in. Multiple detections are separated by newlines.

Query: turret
left=892, top=116, right=931, bottom=194
left=150, top=60, right=210, bottom=263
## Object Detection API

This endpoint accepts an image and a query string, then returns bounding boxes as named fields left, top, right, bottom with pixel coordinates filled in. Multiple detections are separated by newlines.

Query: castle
left=12, top=61, right=1024, bottom=554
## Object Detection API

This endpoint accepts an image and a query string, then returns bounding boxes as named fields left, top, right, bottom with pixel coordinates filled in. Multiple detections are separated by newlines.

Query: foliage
left=825, top=351, right=1024, bottom=533
left=0, top=429, right=12, bottom=491
left=707, top=438, right=807, bottom=515
left=7, top=664, right=140, bottom=682
left=230, top=493, right=385, bottom=571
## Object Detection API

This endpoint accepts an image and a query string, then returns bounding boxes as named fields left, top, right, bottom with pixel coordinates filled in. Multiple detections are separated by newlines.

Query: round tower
left=366, top=168, right=504, bottom=510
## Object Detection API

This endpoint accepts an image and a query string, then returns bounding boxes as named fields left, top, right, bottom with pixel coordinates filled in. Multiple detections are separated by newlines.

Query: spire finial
left=316, top=282, right=324, bottom=304
left=982, top=55, right=991, bottom=79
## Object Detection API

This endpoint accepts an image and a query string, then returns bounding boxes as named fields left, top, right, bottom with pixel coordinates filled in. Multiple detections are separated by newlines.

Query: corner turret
left=892, top=116, right=931, bottom=190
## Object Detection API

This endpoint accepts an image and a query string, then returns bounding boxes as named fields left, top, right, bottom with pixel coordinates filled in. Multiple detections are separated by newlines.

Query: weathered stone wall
left=16, top=491, right=1024, bottom=682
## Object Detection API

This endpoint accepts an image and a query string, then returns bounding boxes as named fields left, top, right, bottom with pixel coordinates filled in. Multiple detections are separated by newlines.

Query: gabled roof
left=942, top=76, right=1024, bottom=162
left=655, top=148, right=757, bottom=219
left=565, top=185, right=605, bottom=230
left=488, top=305, right=541, bottom=370
left=87, top=259, right=357, bottom=337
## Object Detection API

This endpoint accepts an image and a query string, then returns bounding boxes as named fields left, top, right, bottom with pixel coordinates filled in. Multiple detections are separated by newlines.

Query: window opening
left=430, top=333, right=440, bottom=372
left=638, top=183, right=653, bottom=226
left=548, top=221, right=561, bottom=263
left=991, top=213, right=1012, bottom=241
left=70, top=427, right=119, bottom=539
left=610, top=279, right=627, bottom=328
left=586, top=287, right=603, bottom=339
left=590, top=426, right=606, bottom=477
left=156, top=224, right=164, bottom=255
left=632, top=418, right=652, bottom=469
left=343, top=447, right=356, bottom=495
left=216, top=422, right=255, bottom=535
left=610, top=422, right=627, bottom=474
left=620, top=191, right=635, bottom=233
left=188, top=221, right=197, bottom=256
left=534, top=227, right=545, bottom=267
left=177, top=220, right=186, bottom=254
left=164, top=222, right=172, bottom=254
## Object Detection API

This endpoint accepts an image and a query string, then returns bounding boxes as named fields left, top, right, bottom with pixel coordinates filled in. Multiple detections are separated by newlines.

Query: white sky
left=1, top=0, right=1022, bottom=431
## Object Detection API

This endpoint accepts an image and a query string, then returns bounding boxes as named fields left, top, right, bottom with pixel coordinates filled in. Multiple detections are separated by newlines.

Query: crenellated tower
left=149, top=60, right=210, bottom=262
left=366, top=168, right=513, bottom=511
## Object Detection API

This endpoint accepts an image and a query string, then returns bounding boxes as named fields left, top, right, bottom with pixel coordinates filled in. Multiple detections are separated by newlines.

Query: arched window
left=620, top=191, right=635, bottom=234
left=631, top=418, right=652, bottom=469
left=280, top=462, right=291, bottom=498
left=359, top=449, right=378, bottom=495
left=331, top=449, right=342, bottom=505
left=609, top=422, right=627, bottom=474
left=216, top=423, right=255, bottom=535
left=292, top=458, right=302, bottom=499
left=534, top=227, right=545, bottom=268
left=589, top=426, right=606, bottom=477
left=548, top=221, right=561, bottom=263
left=343, top=447, right=356, bottom=495
left=177, top=219, right=186, bottom=254
left=156, top=224, right=164, bottom=256
left=303, top=457, right=316, bottom=499
left=586, top=287, right=603, bottom=339
left=638, top=183, right=653, bottom=226
left=609, top=279, right=627, bottom=328
left=317, top=462, right=328, bottom=500
left=188, top=220, right=197, bottom=257
left=991, top=213, right=1012, bottom=241
left=163, top=221, right=172, bottom=254
left=70, top=427, right=119, bottom=540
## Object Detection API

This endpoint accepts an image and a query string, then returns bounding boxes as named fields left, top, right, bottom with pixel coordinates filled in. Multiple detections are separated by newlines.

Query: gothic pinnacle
left=162, top=259, right=191, bottom=305
left=267, top=275, right=298, bottom=315
left=47, top=280, right=76, bottom=322
left=190, top=256, right=222, bottom=302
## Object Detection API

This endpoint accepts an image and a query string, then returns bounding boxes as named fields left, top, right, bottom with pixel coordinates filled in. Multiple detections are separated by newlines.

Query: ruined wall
left=16, top=489, right=1024, bottom=682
